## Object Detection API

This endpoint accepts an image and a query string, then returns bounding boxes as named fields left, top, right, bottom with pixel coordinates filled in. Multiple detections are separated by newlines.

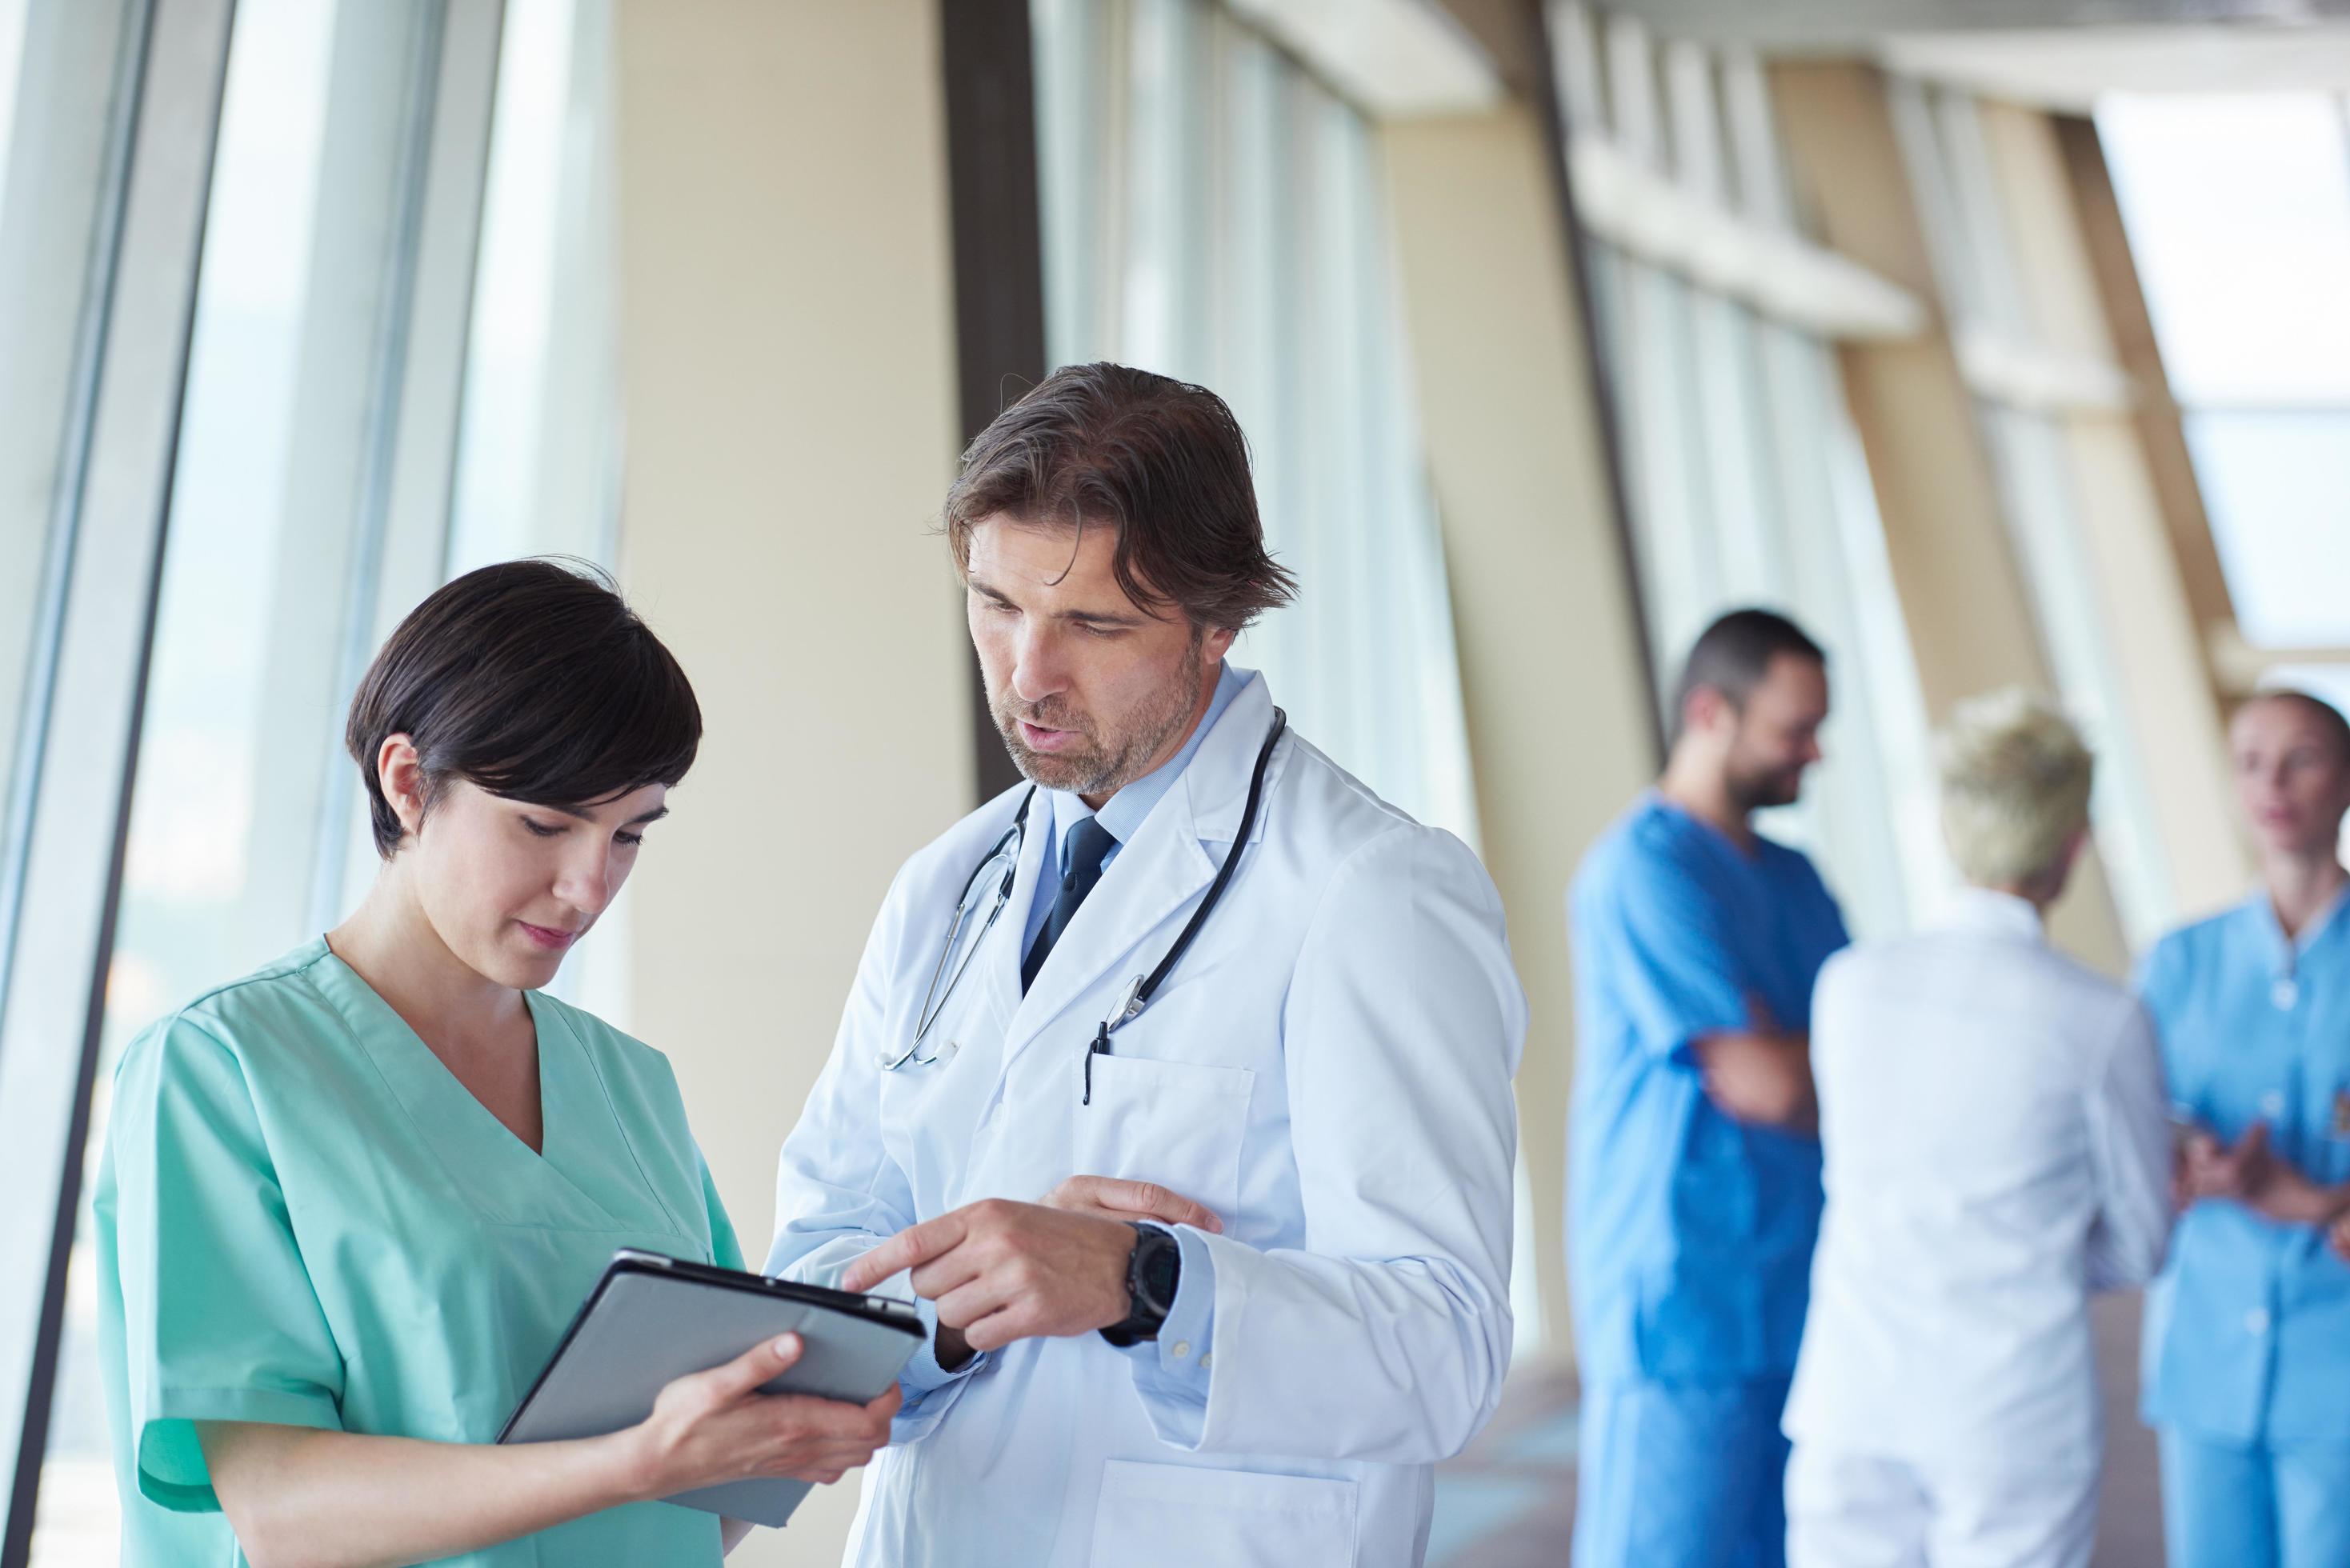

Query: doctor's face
left=2232, top=697, right=2350, bottom=859
left=966, top=514, right=1237, bottom=803
left=394, top=765, right=668, bottom=991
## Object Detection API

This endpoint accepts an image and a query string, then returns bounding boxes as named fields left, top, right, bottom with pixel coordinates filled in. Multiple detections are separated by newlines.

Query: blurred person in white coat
left=768, top=363, right=1527, bottom=1568
left=1783, top=689, right=2173, bottom=1568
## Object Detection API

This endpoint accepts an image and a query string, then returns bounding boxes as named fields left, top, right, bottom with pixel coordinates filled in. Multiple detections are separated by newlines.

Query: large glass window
left=1031, top=0, right=1480, bottom=847
left=1891, top=82, right=2179, bottom=946
left=16, top=0, right=627, bottom=1556
left=1554, top=5, right=1942, bottom=939
left=2099, top=92, right=2350, bottom=727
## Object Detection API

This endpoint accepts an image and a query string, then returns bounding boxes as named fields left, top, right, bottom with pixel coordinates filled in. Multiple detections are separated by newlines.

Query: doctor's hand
left=2176, top=1122, right=2271, bottom=1208
left=841, top=1199, right=1147, bottom=1355
left=1040, top=1174, right=1223, bottom=1234
left=615, top=1333, right=901, bottom=1498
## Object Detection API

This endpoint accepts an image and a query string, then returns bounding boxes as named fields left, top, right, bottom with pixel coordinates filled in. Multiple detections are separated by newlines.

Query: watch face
left=1139, top=1230, right=1181, bottom=1314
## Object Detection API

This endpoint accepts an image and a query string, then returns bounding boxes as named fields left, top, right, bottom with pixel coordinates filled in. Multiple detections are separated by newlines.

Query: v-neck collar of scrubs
left=302, top=938, right=676, bottom=1234
left=2254, top=881, right=2350, bottom=978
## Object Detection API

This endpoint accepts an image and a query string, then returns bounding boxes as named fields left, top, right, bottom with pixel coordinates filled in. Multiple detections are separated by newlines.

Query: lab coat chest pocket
left=1087, top=1460, right=1356, bottom=1568
left=1072, top=1054, right=1252, bottom=1226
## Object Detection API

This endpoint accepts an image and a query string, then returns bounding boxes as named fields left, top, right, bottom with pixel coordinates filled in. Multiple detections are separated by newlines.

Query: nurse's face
left=2232, top=698, right=2350, bottom=859
left=1723, top=654, right=1830, bottom=811
left=403, top=770, right=668, bottom=990
left=966, top=514, right=1237, bottom=803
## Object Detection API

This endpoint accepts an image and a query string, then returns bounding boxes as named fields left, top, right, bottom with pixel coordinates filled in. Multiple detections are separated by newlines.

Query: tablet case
left=498, top=1249, right=923, bottom=1526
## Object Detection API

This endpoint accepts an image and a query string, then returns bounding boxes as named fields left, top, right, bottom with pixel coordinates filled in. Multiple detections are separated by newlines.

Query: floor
left=1430, top=1293, right=2167, bottom=1566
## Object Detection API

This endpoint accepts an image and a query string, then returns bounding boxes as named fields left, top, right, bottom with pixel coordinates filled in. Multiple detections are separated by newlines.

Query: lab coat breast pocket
left=1072, top=1054, right=1253, bottom=1227
left=1087, top=1460, right=1356, bottom=1568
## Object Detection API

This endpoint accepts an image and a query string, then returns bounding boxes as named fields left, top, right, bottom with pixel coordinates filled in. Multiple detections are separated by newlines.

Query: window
left=6, top=0, right=627, bottom=1556
left=1553, top=4, right=1942, bottom=939
left=1031, top=0, right=1480, bottom=847
left=2099, top=94, right=2350, bottom=657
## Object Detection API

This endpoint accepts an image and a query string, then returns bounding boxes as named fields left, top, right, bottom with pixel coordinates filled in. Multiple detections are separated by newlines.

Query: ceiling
left=1601, top=0, right=2350, bottom=50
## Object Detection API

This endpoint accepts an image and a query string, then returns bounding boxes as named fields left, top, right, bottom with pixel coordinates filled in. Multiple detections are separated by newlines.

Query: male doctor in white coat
left=768, top=362, right=1527, bottom=1567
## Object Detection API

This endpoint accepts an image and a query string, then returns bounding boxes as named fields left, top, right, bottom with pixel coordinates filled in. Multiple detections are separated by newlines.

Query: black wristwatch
left=1099, top=1222, right=1182, bottom=1347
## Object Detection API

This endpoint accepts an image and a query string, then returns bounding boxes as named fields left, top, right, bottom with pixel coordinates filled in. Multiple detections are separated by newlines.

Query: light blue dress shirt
left=1567, top=793, right=1851, bottom=1386
left=2139, top=890, right=2350, bottom=1446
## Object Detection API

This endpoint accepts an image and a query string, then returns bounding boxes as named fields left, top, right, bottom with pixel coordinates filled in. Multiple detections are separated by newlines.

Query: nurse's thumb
left=704, top=1333, right=804, bottom=1404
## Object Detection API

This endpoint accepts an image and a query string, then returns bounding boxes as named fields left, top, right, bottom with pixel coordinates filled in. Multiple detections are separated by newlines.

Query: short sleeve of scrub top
left=104, top=1015, right=347, bottom=1510
left=1585, top=830, right=1754, bottom=1066
left=95, top=939, right=743, bottom=1566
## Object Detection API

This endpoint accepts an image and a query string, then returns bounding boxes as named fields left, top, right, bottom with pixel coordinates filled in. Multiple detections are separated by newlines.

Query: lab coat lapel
left=995, top=677, right=1281, bottom=1077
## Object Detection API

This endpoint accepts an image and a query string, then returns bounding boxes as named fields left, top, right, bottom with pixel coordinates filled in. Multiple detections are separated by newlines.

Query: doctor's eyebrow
left=967, top=574, right=1151, bottom=629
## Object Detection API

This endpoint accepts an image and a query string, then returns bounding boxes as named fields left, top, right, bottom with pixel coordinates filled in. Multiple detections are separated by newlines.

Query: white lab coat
left=1783, top=887, right=2172, bottom=1568
left=769, top=672, right=1526, bottom=1568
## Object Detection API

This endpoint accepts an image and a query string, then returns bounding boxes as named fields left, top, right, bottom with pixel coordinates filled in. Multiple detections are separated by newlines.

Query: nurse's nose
left=554, top=844, right=615, bottom=918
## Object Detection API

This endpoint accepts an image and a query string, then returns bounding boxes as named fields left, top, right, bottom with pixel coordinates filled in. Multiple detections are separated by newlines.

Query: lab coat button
left=2274, top=978, right=2300, bottom=1011
left=2260, top=1092, right=2287, bottom=1120
left=1170, top=1341, right=1191, bottom=1360
left=1198, top=1352, right=1212, bottom=1370
left=2246, top=1308, right=2272, bottom=1335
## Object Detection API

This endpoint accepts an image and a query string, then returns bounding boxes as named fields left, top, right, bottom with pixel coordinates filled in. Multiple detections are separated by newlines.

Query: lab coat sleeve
left=109, top=1016, right=346, bottom=1512
left=1147, top=824, right=1525, bottom=1463
left=2084, top=998, right=2174, bottom=1291
left=767, top=862, right=986, bottom=1430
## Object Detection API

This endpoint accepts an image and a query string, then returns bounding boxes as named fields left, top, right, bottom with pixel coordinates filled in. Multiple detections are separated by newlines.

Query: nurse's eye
left=519, top=817, right=566, bottom=838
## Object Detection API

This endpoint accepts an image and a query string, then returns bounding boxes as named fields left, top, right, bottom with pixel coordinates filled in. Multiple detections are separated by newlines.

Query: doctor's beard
left=992, top=636, right=1206, bottom=798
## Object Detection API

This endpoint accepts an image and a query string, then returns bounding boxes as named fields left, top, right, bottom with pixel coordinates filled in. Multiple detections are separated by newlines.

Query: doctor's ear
left=374, top=734, right=430, bottom=845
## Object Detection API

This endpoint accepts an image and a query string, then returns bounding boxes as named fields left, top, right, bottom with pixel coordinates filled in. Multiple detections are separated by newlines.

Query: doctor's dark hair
left=1669, top=607, right=1828, bottom=746
left=345, top=558, right=702, bottom=858
left=942, top=362, right=1298, bottom=632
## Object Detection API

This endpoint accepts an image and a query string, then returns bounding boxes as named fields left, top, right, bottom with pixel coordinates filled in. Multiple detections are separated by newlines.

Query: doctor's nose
left=1009, top=628, right=1071, bottom=707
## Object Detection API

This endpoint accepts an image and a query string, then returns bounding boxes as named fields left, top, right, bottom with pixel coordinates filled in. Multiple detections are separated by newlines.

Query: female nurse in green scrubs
left=95, top=560, right=898, bottom=1566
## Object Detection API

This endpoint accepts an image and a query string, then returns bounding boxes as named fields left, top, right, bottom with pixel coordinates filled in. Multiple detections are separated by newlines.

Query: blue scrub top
left=2139, top=893, right=2350, bottom=1446
left=1567, top=794, right=1850, bottom=1386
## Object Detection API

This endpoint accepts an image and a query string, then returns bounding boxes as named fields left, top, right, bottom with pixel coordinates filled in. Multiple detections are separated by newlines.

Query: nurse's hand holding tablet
left=94, top=563, right=888, bottom=1568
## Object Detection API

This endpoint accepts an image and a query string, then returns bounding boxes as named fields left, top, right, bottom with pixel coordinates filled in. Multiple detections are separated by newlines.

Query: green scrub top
left=95, top=937, right=745, bottom=1566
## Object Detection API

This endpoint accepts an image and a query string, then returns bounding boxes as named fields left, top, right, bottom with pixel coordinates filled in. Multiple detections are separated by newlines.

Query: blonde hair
left=1937, top=688, right=2096, bottom=888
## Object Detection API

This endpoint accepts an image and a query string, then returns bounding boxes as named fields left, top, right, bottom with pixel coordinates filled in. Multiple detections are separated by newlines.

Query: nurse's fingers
left=844, top=1210, right=976, bottom=1293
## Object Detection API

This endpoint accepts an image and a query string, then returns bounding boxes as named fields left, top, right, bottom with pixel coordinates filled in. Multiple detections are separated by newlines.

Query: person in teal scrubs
left=97, top=561, right=898, bottom=1566
left=2139, top=689, right=2350, bottom=1568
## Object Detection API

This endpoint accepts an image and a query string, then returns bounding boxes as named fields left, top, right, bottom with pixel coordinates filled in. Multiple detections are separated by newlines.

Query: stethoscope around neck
left=887, top=708, right=1289, bottom=1105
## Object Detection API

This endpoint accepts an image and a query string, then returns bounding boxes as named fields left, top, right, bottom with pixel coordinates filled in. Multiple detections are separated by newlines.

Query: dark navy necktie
left=1022, top=817, right=1116, bottom=994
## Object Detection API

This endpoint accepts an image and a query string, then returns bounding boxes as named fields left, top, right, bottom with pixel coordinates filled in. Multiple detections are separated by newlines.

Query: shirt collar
left=1050, top=662, right=1249, bottom=864
left=2254, top=880, right=2350, bottom=970
left=1942, top=885, right=2046, bottom=942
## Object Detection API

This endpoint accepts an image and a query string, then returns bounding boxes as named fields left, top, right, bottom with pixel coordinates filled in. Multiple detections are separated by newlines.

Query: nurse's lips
left=518, top=921, right=578, bottom=950
left=1018, top=719, right=1082, bottom=753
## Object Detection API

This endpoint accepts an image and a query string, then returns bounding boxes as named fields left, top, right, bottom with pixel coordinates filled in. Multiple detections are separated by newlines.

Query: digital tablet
left=498, top=1248, right=923, bottom=1527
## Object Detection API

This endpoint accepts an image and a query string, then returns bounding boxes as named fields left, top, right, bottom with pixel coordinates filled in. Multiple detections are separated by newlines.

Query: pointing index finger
left=842, top=1214, right=966, bottom=1294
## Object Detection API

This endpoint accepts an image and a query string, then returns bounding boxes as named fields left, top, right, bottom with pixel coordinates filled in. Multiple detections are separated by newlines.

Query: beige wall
left=611, top=2, right=971, bottom=1559
left=1383, top=106, right=1655, bottom=1362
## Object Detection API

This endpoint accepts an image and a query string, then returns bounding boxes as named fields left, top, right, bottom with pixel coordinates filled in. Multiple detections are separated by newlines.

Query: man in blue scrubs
left=1568, top=609, right=1851, bottom=1568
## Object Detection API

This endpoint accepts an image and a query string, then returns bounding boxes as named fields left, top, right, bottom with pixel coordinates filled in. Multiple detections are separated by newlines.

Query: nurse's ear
left=374, top=734, right=430, bottom=848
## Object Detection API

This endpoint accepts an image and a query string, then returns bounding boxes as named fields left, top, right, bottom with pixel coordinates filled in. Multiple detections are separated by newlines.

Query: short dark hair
left=942, top=362, right=1299, bottom=631
left=346, top=558, right=702, bottom=858
left=2239, top=687, right=2350, bottom=765
left=1670, top=607, right=1828, bottom=743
